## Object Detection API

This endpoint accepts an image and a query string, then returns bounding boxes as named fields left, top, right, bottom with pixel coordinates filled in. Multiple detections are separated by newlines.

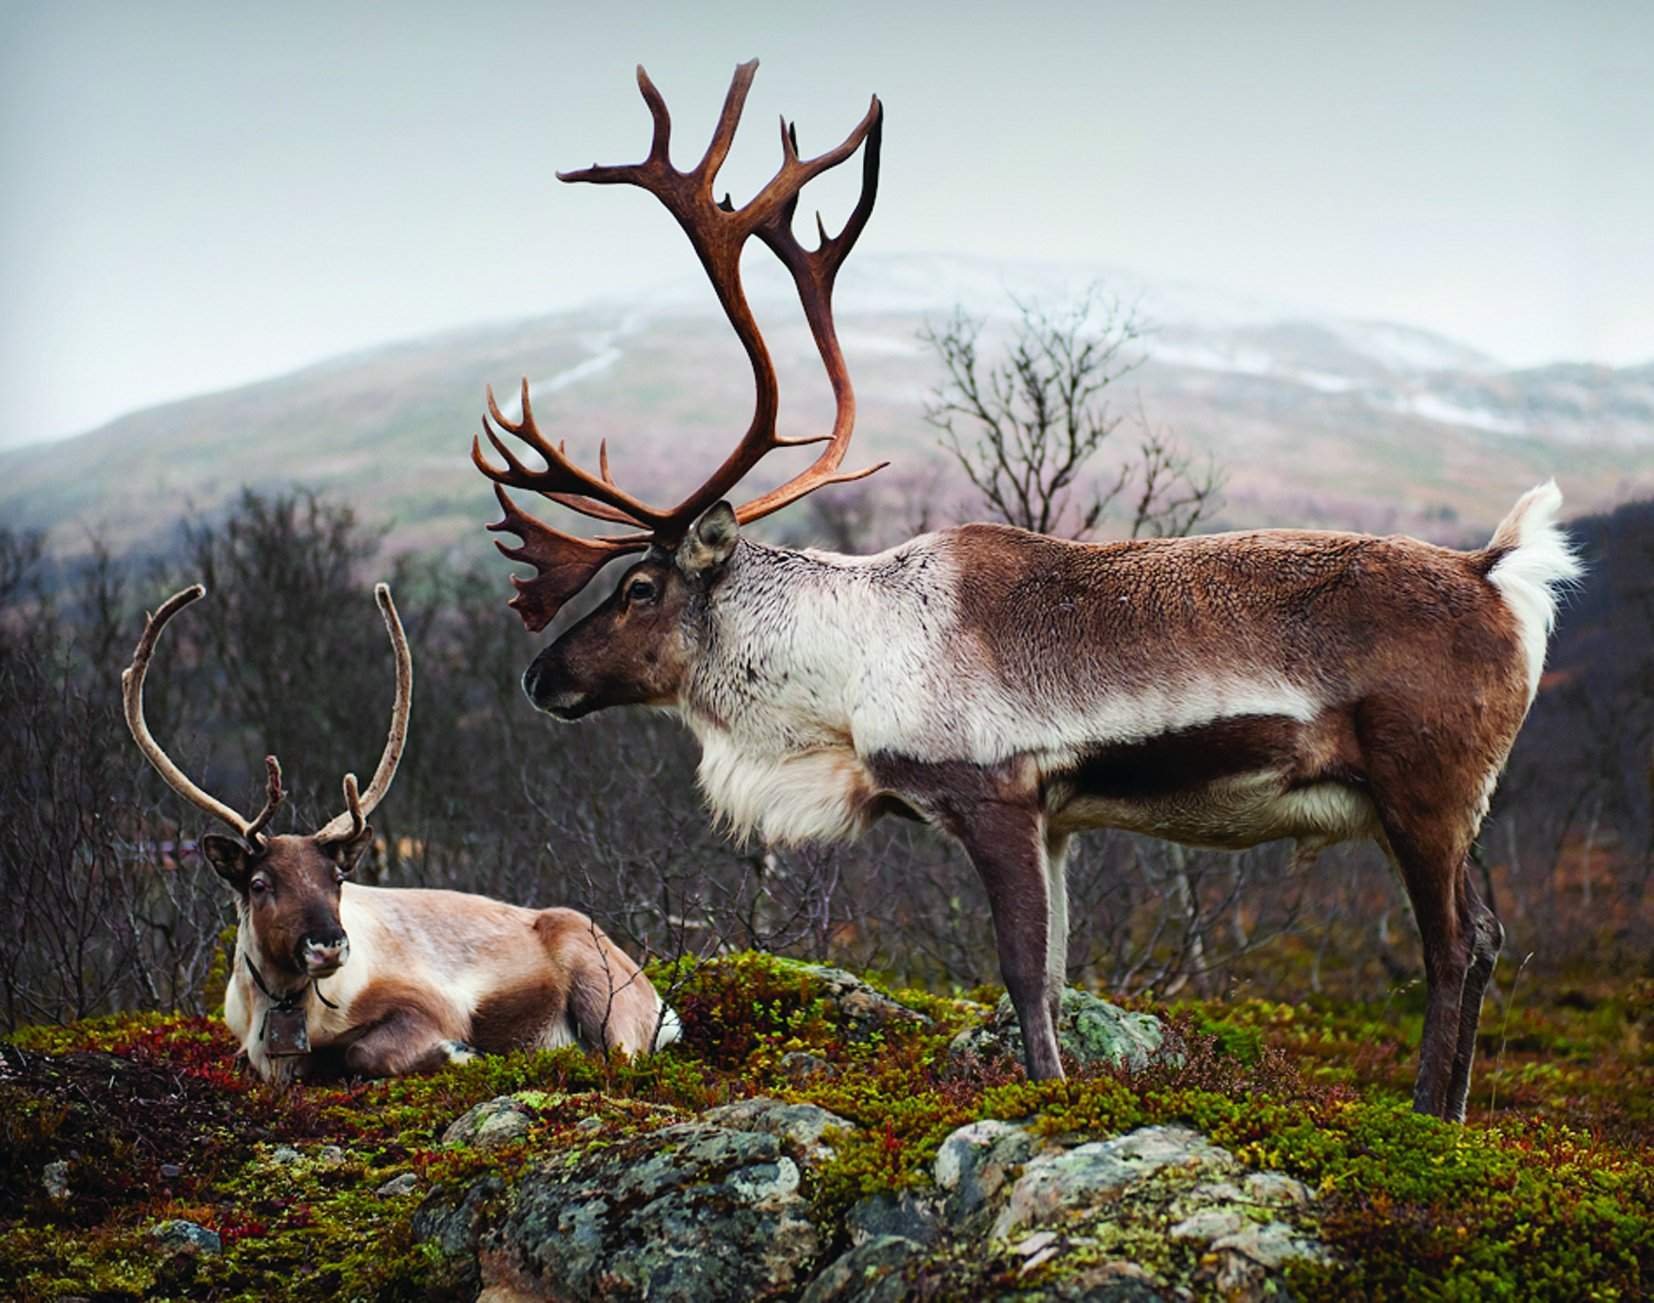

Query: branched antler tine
left=636, top=64, right=673, bottom=164
left=485, top=485, right=650, bottom=632
left=476, top=421, right=542, bottom=484
left=474, top=426, right=649, bottom=529
left=732, top=105, right=885, bottom=526
left=122, top=584, right=262, bottom=841
left=315, top=583, right=412, bottom=843
left=243, top=756, right=285, bottom=845
left=480, top=63, right=885, bottom=631
left=556, top=65, right=678, bottom=186
left=475, top=383, right=657, bottom=529
left=740, top=94, right=880, bottom=233
left=734, top=459, right=891, bottom=526
left=335, top=773, right=365, bottom=842
left=695, top=59, right=758, bottom=181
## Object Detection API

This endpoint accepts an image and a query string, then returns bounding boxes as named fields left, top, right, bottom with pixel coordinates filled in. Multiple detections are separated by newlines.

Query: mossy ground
left=2, top=953, right=1649, bottom=1300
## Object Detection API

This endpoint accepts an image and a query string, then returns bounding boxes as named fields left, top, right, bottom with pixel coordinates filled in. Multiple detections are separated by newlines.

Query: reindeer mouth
left=545, top=697, right=597, bottom=722
left=300, top=938, right=350, bottom=978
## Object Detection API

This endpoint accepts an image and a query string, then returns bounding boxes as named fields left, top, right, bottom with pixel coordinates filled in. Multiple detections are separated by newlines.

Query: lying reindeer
left=122, top=582, right=678, bottom=1084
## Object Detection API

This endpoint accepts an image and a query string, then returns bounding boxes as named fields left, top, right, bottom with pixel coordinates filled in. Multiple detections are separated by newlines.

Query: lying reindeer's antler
left=122, top=583, right=411, bottom=849
left=314, top=583, right=412, bottom=843
left=122, top=585, right=286, bottom=846
left=472, top=59, right=887, bottom=631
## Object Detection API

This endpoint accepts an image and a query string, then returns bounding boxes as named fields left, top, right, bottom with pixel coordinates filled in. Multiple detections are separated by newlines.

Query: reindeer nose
left=302, top=933, right=349, bottom=974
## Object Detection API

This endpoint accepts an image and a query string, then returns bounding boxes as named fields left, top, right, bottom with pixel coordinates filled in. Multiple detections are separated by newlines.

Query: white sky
left=2, top=0, right=1650, bottom=448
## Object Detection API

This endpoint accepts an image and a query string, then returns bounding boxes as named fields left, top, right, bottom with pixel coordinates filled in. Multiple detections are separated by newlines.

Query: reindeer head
left=122, top=584, right=411, bottom=983
left=471, top=61, right=885, bottom=719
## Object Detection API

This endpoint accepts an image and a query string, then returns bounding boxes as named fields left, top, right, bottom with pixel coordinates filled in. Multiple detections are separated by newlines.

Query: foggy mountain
left=4, top=252, right=1648, bottom=560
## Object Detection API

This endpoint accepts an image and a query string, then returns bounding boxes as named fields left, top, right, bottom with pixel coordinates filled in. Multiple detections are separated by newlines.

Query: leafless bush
left=921, top=289, right=1222, bottom=539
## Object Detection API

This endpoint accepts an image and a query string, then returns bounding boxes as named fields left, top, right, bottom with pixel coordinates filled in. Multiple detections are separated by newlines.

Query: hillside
left=3, top=953, right=1649, bottom=1300
left=5, top=254, right=1650, bottom=560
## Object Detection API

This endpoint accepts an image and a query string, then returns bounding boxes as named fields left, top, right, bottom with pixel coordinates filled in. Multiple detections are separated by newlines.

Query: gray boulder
left=700, top=1096, right=854, bottom=1167
left=442, top=1094, right=538, bottom=1149
left=151, top=1219, right=221, bottom=1256
left=845, top=1190, right=943, bottom=1248
left=933, top=1118, right=1041, bottom=1227
left=800, top=1234, right=924, bottom=1303
left=949, top=988, right=1178, bottom=1074
left=921, top=1117, right=1328, bottom=1299
left=993, top=1124, right=1234, bottom=1238
left=478, top=1121, right=826, bottom=1300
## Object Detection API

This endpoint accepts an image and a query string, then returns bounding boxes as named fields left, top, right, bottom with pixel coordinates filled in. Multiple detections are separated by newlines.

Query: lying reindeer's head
left=199, top=781, right=374, bottom=981
left=469, top=61, right=886, bottom=719
left=122, top=584, right=411, bottom=983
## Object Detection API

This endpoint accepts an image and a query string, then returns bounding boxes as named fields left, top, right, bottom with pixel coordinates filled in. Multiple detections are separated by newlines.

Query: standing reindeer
left=473, top=61, right=1580, bottom=1120
left=123, top=583, right=676, bottom=1084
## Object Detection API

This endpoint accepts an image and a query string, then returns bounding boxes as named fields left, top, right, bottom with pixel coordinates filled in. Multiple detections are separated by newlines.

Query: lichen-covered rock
left=920, top=1117, right=1328, bottom=1299
left=151, top=1219, right=221, bottom=1255
left=700, top=1096, right=854, bottom=1167
left=781, top=960, right=934, bottom=1037
left=41, top=1159, right=70, bottom=1202
left=478, top=1121, right=826, bottom=1300
left=800, top=1234, right=924, bottom=1303
left=415, top=1173, right=505, bottom=1258
left=994, top=1124, right=1235, bottom=1238
left=377, top=1171, right=418, bottom=1197
left=949, top=987, right=1178, bottom=1073
left=845, top=1190, right=943, bottom=1248
left=443, top=1094, right=538, bottom=1149
left=934, top=1119, right=1041, bottom=1227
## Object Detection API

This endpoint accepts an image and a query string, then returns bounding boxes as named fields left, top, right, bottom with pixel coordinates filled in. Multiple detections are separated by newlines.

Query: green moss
left=3, top=957, right=1650, bottom=1301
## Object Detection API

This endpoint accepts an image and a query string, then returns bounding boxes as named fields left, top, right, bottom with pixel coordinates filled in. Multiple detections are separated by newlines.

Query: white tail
left=1486, top=480, right=1584, bottom=695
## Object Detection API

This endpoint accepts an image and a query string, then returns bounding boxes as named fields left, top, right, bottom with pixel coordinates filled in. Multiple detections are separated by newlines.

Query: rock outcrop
left=425, top=1090, right=1329, bottom=1302
left=949, top=987, right=1180, bottom=1073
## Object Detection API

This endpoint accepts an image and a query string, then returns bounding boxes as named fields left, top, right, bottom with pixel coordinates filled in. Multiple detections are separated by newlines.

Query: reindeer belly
left=1045, top=712, right=1378, bottom=849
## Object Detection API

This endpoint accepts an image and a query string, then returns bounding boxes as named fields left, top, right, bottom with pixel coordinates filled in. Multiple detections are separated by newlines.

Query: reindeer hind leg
left=1359, top=699, right=1487, bottom=1120
left=1045, top=831, right=1072, bottom=1028
left=1446, top=872, right=1503, bottom=1121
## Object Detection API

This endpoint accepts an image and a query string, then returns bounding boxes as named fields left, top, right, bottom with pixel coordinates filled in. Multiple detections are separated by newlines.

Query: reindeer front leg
left=957, top=800, right=1065, bottom=1081
left=326, top=986, right=472, bottom=1079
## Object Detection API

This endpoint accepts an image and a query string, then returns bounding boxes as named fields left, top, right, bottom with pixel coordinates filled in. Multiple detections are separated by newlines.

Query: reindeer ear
left=324, top=823, right=374, bottom=877
left=200, top=834, right=252, bottom=885
left=677, top=502, right=739, bottom=578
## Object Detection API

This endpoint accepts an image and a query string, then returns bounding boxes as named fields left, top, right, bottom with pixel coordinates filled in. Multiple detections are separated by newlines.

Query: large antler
left=123, top=583, right=410, bottom=850
left=473, top=59, right=887, bottom=631
left=122, top=585, right=286, bottom=846
left=314, top=583, right=412, bottom=843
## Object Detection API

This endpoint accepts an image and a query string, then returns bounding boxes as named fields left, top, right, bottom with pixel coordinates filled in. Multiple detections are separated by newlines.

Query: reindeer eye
left=627, top=576, right=658, bottom=604
left=249, top=877, right=270, bottom=896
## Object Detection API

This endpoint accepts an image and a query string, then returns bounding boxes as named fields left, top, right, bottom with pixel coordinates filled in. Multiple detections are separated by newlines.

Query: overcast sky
left=2, top=0, right=1649, bottom=448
